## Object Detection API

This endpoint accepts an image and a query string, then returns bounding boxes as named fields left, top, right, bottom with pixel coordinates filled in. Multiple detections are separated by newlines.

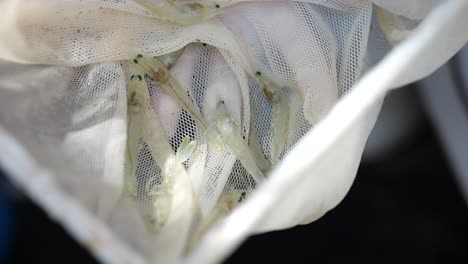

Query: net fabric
left=371, top=0, right=443, bottom=20
left=0, top=0, right=467, bottom=263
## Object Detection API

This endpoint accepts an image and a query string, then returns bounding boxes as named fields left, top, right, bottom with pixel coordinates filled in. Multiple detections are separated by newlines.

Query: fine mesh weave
left=0, top=0, right=467, bottom=263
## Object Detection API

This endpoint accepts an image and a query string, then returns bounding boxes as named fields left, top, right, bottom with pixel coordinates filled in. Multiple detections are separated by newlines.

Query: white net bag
left=0, top=0, right=467, bottom=263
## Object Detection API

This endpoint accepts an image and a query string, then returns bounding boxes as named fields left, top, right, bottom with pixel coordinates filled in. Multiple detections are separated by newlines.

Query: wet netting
left=0, top=0, right=467, bottom=263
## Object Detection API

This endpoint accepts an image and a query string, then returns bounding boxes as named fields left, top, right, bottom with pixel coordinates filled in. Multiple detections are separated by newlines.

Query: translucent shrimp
left=186, top=190, right=249, bottom=252
left=376, top=6, right=412, bottom=45
left=197, top=41, right=291, bottom=166
left=124, top=74, right=148, bottom=197
left=156, top=47, right=185, bottom=69
left=132, top=53, right=208, bottom=132
left=249, top=100, right=271, bottom=173
left=134, top=0, right=222, bottom=25
left=203, top=190, right=248, bottom=227
left=254, top=70, right=290, bottom=166
left=174, top=135, right=197, bottom=166
left=125, top=70, right=197, bottom=230
left=208, top=100, right=265, bottom=184
left=148, top=136, right=197, bottom=230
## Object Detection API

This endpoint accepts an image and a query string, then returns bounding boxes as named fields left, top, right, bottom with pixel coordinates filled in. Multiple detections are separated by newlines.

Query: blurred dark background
left=1, top=55, right=468, bottom=263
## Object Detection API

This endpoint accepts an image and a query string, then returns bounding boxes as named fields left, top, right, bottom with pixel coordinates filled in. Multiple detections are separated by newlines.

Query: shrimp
left=197, top=41, right=291, bottom=167
left=249, top=100, right=271, bottom=173
left=147, top=135, right=197, bottom=230
left=254, top=70, right=290, bottom=166
left=208, top=100, right=265, bottom=184
left=376, top=6, right=412, bottom=45
left=174, top=135, right=197, bottom=167
left=124, top=74, right=148, bottom=197
left=186, top=190, right=249, bottom=253
left=156, top=47, right=185, bottom=69
left=134, top=0, right=222, bottom=25
left=125, top=69, right=197, bottom=230
left=132, top=53, right=208, bottom=132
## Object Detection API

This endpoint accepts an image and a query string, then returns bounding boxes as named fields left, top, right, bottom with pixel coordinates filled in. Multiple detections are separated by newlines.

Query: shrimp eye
left=137, top=54, right=143, bottom=58
left=133, top=59, right=138, bottom=64
left=130, top=75, right=142, bottom=81
left=255, top=71, right=261, bottom=77
left=202, top=43, right=207, bottom=46
left=215, top=4, right=220, bottom=8
left=216, top=100, right=225, bottom=108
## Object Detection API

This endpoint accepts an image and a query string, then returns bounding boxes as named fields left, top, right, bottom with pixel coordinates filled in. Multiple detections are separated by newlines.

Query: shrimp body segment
left=125, top=69, right=197, bottom=230
left=210, top=101, right=265, bottom=184
left=148, top=136, right=197, bottom=230
left=133, top=53, right=208, bottom=131
left=256, top=72, right=290, bottom=166
left=135, top=0, right=222, bottom=25
left=249, top=101, right=271, bottom=173
left=125, top=74, right=150, bottom=197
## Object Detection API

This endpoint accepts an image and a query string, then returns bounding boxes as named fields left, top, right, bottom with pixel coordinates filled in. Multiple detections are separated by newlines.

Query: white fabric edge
left=0, top=126, right=148, bottom=264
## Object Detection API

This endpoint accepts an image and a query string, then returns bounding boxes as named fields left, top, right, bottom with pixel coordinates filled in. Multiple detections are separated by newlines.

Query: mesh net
left=0, top=0, right=467, bottom=263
